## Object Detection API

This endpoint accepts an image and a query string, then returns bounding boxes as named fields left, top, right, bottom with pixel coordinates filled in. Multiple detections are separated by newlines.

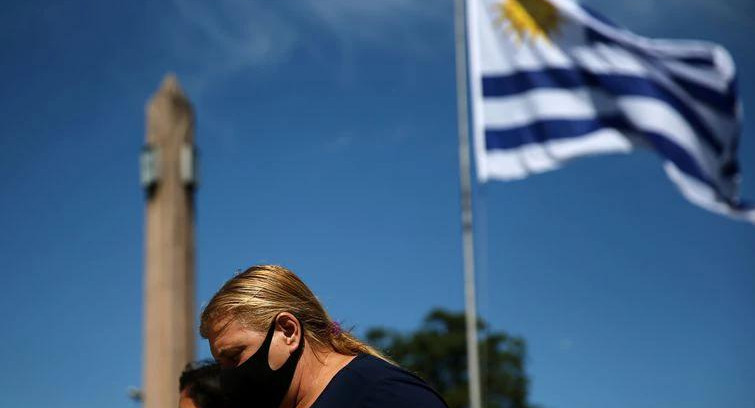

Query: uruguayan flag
left=467, top=0, right=755, bottom=222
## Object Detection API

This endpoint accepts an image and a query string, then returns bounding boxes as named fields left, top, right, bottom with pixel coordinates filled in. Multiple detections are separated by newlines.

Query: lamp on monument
left=180, top=143, right=198, bottom=188
left=140, top=144, right=160, bottom=195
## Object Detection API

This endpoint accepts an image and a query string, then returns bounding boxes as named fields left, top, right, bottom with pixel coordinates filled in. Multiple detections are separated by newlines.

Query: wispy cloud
left=300, top=0, right=447, bottom=48
left=168, top=0, right=448, bottom=95
left=170, top=0, right=299, bottom=93
left=559, top=337, right=574, bottom=352
left=165, top=0, right=450, bottom=149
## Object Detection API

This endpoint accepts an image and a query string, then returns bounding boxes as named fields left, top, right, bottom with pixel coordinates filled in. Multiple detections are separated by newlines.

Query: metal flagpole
left=454, top=1, right=482, bottom=408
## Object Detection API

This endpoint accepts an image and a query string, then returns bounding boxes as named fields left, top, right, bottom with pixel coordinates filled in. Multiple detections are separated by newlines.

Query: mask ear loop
left=262, top=315, right=278, bottom=346
left=264, top=314, right=305, bottom=361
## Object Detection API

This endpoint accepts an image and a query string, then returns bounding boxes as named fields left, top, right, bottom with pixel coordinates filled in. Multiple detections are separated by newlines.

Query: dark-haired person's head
left=179, top=360, right=226, bottom=408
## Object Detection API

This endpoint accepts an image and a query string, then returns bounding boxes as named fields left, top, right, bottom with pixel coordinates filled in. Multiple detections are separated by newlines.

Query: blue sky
left=0, top=1, right=753, bottom=408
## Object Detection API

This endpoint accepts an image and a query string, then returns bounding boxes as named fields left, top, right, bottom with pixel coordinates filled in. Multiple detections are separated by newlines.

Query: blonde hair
left=200, top=265, right=389, bottom=362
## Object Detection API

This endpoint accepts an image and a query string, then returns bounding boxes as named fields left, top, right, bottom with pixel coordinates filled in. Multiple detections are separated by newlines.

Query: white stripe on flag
left=664, top=162, right=755, bottom=223
left=482, top=88, right=617, bottom=129
left=661, top=60, right=732, bottom=93
left=617, top=96, right=720, bottom=180
left=483, top=91, right=725, bottom=185
left=484, top=128, right=634, bottom=180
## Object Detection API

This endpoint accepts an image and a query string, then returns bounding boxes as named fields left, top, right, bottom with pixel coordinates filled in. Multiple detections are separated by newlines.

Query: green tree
left=366, top=308, right=533, bottom=408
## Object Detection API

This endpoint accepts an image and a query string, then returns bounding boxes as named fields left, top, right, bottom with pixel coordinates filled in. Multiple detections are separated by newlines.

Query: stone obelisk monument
left=140, top=74, right=197, bottom=408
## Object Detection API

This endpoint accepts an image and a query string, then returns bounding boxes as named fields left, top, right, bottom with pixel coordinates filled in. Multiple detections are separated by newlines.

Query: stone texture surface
left=143, top=74, right=196, bottom=408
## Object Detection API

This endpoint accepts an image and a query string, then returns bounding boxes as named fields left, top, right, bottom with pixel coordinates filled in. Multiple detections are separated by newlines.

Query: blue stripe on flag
left=668, top=55, right=718, bottom=69
left=722, top=157, right=741, bottom=178
left=482, top=69, right=726, bottom=156
left=484, top=116, right=731, bottom=202
left=584, top=28, right=737, bottom=114
left=579, top=7, right=718, bottom=68
left=669, top=73, right=739, bottom=114
left=579, top=4, right=620, bottom=28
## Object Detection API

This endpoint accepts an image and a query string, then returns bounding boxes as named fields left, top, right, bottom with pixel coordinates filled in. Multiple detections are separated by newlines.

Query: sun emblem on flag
left=496, top=0, right=561, bottom=43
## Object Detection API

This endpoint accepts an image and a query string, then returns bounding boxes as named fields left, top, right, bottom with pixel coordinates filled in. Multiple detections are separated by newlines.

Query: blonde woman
left=200, top=265, right=448, bottom=408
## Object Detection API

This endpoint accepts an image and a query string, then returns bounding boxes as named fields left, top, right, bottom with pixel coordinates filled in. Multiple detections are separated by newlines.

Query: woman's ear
left=276, top=312, right=300, bottom=347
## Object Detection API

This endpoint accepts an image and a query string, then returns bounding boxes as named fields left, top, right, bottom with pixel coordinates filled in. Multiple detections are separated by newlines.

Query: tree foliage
left=365, top=308, right=533, bottom=408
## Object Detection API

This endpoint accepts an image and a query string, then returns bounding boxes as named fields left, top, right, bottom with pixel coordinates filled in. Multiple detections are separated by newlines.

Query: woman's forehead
left=209, top=319, right=263, bottom=355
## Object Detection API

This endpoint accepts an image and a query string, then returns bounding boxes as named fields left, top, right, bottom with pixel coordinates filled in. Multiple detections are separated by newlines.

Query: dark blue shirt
left=310, top=354, right=448, bottom=408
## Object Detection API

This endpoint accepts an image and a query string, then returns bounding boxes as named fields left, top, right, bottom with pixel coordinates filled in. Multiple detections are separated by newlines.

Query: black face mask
left=220, top=316, right=305, bottom=408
